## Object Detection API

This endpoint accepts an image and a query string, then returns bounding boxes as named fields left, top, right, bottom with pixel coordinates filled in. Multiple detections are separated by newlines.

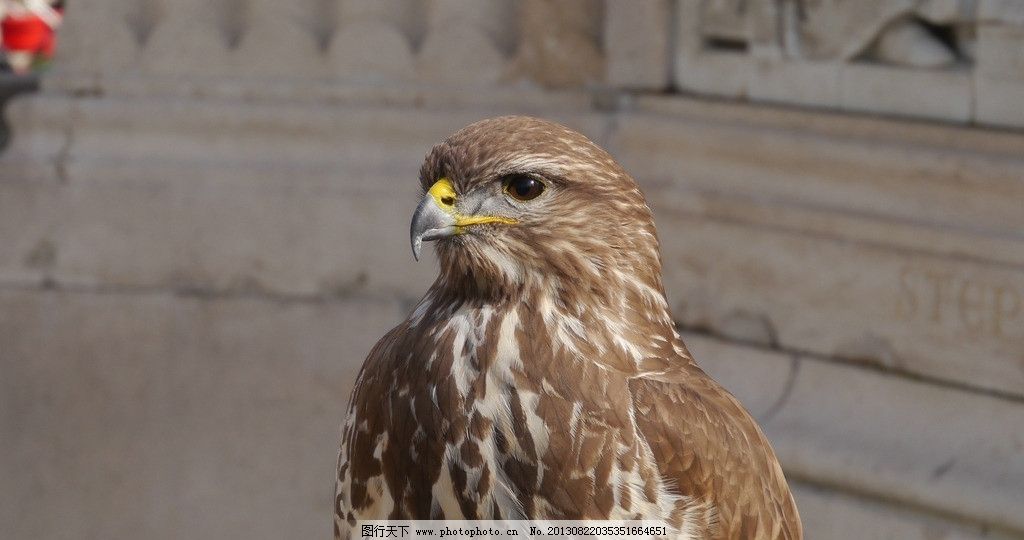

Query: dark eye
left=504, top=175, right=545, bottom=201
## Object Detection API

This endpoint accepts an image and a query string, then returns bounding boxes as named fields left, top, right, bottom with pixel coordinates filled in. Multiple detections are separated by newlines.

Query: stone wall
left=1, top=1, right=1022, bottom=539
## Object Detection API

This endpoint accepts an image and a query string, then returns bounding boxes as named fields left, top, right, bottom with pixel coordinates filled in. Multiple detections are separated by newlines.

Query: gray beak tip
left=411, top=237, right=422, bottom=262
left=410, top=193, right=457, bottom=263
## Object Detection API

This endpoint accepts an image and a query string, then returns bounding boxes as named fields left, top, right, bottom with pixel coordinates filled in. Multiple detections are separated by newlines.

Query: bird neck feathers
left=415, top=256, right=681, bottom=376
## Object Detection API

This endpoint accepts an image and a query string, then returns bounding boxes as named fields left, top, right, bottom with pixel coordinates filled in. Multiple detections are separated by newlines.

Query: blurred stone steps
left=685, top=332, right=1024, bottom=536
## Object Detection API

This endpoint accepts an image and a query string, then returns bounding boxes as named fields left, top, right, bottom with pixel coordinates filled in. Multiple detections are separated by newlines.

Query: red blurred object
left=2, top=8, right=59, bottom=57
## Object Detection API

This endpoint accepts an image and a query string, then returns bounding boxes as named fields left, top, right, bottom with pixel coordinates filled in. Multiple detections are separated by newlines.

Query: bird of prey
left=334, top=116, right=802, bottom=539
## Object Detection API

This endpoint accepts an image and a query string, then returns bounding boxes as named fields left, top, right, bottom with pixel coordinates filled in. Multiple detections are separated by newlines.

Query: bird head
left=411, top=116, right=666, bottom=303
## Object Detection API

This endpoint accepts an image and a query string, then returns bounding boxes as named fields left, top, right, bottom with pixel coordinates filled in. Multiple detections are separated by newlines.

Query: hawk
left=335, top=116, right=802, bottom=539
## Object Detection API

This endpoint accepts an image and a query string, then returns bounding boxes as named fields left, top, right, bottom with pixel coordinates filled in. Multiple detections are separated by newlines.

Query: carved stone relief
left=675, top=0, right=1023, bottom=127
left=695, top=0, right=974, bottom=66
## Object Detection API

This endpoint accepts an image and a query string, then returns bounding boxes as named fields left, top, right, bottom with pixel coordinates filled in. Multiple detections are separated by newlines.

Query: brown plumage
left=334, top=116, right=802, bottom=539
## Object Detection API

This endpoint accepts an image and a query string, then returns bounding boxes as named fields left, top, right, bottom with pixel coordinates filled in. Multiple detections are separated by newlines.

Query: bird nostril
left=441, top=196, right=455, bottom=206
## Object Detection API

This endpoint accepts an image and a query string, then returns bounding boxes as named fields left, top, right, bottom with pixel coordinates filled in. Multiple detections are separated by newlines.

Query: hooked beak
left=410, top=192, right=457, bottom=261
left=410, top=178, right=517, bottom=261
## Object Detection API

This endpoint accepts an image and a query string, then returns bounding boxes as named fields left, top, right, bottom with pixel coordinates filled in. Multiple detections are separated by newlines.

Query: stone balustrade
left=42, top=0, right=1024, bottom=128
left=49, top=0, right=603, bottom=97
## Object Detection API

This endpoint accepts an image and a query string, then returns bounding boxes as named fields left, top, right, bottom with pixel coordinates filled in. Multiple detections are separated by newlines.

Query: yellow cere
left=427, top=177, right=459, bottom=208
left=427, top=178, right=518, bottom=231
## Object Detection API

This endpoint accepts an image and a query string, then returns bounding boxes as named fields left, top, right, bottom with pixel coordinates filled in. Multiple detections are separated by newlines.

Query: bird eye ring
left=503, top=175, right=545, bottom=201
